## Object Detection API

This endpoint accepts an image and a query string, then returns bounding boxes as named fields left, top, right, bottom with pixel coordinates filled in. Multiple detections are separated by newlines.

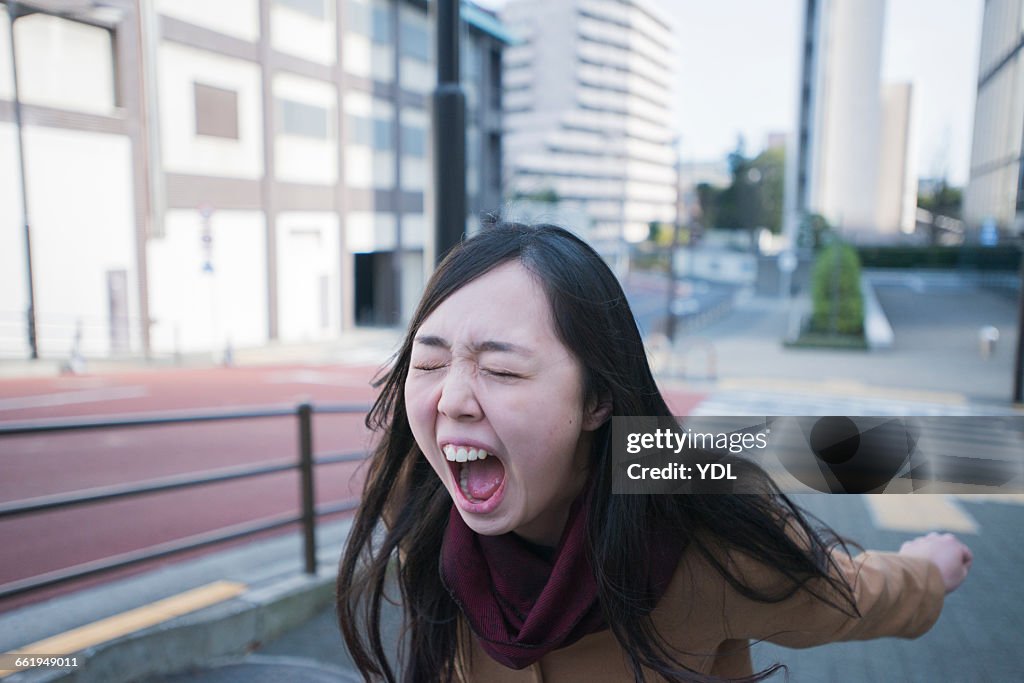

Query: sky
left=476, top=0, right=984, bottom=186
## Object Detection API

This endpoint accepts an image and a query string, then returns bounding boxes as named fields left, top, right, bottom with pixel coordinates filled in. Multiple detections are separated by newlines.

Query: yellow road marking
left=0, top=580, right=246, bottom=678
left=864, top=495, right=979, bottom=534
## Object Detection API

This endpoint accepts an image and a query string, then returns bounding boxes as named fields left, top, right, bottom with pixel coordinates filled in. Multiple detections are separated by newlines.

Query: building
left=877, top=82, right=917, bottom=235
left=784, top=0, right=916, bottom=243
left=964, top=0, right=1024, bottom=237
left=500, top=0, right=677, bottom=252
left=0, top=0, right=511, bottom=360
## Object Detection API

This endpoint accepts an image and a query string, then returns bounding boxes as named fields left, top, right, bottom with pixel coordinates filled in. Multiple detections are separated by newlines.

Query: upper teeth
left=443, top=444, right=489, bottom=462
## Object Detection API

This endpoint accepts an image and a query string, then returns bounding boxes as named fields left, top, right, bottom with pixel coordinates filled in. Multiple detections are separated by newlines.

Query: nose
left=436, top=364, right=482, bottom=421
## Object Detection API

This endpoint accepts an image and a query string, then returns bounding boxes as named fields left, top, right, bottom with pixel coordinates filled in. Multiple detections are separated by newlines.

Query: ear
left=582, top=393, right=613, bottom=431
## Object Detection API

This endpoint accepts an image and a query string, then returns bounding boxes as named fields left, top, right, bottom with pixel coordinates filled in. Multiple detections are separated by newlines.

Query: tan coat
left=455, top=545, right=945, bottom=682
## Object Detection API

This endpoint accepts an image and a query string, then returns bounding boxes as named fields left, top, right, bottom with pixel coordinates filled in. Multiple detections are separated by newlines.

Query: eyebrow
left=414, top=335, right=534, bottom=357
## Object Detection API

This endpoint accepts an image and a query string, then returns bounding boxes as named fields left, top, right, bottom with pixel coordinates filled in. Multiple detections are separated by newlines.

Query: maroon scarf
left=440, top=482, right=683, bottom=670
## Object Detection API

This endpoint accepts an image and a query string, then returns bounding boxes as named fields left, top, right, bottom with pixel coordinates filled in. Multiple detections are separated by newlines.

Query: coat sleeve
left=720, top=547, right=946, bottom=648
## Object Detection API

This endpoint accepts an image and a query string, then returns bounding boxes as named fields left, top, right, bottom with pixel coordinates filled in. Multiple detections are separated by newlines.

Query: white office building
left=964, top=0, right=1024, bottom=236
left=500, top=0, right=677, bottom=250
left=785, top=0, right=916, bottom=242
left=0, top=0, right=511, bottom=360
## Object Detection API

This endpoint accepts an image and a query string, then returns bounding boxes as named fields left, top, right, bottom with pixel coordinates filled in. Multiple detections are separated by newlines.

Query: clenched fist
left=898, top=532, right=973, bottom=594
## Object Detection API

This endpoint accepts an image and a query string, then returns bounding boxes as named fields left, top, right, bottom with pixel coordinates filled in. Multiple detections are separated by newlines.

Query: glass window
left=277, top=0, right=327, bottom=19
left=277, top=98, right=330, bottom=139
left=400, top=18, right=429, bottom=61
left=347, top=0, right=370, bottom=33
left=347, top=114, right=393, bottom=150
left=373, top=119, right=394, bottom=150
left=401, top=125, right=427, bottom=157
left=371, top=5, right=392, bottom=43
left=347, top=114, right=373, bottom=145
left=348, top=0, right=391, bottom=43
left=194, top=83, right=239, bottom=139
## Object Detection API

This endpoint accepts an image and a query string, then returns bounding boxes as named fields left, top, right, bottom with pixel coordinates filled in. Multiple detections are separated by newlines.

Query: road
left=0, top=366, right=380, bottom=611
left=623, top=271, right=737, bottom=336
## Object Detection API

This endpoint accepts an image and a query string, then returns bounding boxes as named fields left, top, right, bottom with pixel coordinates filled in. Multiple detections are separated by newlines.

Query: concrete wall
left=148, top=210, right=267, bottom=355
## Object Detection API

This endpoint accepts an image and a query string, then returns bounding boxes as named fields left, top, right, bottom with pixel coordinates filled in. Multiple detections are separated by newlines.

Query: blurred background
left=1, top=1, right=1023, bottom=682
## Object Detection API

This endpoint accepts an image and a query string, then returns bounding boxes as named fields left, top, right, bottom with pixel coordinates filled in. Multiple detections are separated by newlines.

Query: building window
left=347, top=114, right=393, bottom=150
left=401, top=124, right=427, bottom=157
left=277, top=98, right=331, bottom=139
left=400, top=18, right=429, bottom=61
left=489, top=47, right=503, bottom=109
left=277, top=0, right=327, bottom=19
left=194, top=83, right=239, bottom=139
left=349, top=0, right=392, bottom=44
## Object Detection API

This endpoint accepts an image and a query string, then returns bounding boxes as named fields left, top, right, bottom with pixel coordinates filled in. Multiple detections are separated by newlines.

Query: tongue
left=465, top=457, right=505, bottom=500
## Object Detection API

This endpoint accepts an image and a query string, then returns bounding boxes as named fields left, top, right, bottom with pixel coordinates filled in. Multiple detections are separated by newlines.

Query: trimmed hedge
left=811, top=244, right=864, bottom=336
left=856, top=246, right=1022, bottom=270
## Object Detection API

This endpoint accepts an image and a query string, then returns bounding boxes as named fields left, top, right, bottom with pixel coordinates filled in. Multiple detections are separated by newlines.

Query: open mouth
left=443, top=444, right=507, bottom=508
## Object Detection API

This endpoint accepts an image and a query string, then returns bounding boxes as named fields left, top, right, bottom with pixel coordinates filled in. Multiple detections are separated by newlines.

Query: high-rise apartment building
left=0, top=0, right=511, bottom=360
left=964, top=0, right=1024, bottom=236
left=500, top=0, right=677, bottom=250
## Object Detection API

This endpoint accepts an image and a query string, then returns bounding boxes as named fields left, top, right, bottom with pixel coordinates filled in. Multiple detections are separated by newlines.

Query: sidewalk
left=126, top=489, right=1024, bottom=683
left=654, top=281, right=1023, bottom=408
left=0, top=521, right=357, bottom=683
left=0, top=328, right=404, bottom=379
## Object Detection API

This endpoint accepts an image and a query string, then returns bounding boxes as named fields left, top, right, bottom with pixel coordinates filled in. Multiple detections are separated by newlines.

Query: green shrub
left=810, top=243, right=864, bottom=336
left=856, top=246, right=1021, bottom=270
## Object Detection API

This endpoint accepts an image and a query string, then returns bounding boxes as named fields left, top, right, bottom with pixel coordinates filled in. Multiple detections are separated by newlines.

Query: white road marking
left=262, top=369, right=373, bottom=388
left=0, top=386, right=148, bottom=412
left=864, top=495, right=979, bottom=534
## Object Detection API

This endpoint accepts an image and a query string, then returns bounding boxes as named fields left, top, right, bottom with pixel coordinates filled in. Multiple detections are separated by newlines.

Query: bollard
left=979, top=326, right=999, bottom=359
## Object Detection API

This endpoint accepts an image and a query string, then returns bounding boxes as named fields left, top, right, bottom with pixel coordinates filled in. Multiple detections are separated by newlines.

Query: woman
left=337, top=223, right=971, bottom=682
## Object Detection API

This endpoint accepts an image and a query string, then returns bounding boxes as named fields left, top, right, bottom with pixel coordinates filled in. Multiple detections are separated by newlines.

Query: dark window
left=401, top=125, right=427, bottom=157
left=277, top=98, right=330, bottom=139
left=489, top=47, right=503, bottom=109
left=277, top=0, right=327, bottom=19
left=194, top=83, right=239, bottom=139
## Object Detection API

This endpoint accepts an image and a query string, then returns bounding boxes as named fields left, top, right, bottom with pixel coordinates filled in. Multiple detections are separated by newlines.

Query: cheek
left=404, top=381, right=439, bottom=444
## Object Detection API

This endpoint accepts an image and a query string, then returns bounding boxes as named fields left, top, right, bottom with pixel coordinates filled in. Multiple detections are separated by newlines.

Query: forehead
left=417, top=262, right=559, bottom=345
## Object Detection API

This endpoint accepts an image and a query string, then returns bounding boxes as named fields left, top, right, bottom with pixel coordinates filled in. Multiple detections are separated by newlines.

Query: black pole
left=432, top=0, right=466, bottom=265
left=297, top=402, right=317, bottom=574
left=1013, top=247, right=1024, bottom=404
left=7, top=1, right=38, bottom=359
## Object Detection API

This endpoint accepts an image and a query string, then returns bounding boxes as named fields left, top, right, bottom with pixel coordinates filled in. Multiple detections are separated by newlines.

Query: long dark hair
left=337, top=223, right=857, bottom=682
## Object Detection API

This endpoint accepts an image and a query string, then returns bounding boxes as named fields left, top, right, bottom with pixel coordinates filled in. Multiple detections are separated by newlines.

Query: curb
left=861, top=277, right=895, bottom=349
left=7, top=572, right=336, bottom=683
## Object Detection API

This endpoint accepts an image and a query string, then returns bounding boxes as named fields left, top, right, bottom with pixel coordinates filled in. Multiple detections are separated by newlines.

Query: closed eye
left=483, top=368, right=522, bottom=379
left=413, top=362, right=448, bottom=372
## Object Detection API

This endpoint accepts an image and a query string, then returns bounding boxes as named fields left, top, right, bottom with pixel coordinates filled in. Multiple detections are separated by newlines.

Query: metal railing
left=0, top=401, right=372, bottom=601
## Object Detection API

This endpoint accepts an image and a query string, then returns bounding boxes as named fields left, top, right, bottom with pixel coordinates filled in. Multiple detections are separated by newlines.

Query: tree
left=696, top=141, right=785, bottom=233
left=918, top=179, right=962, bottom=219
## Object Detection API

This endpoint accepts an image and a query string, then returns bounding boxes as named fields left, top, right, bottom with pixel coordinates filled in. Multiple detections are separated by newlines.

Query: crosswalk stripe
left=863, top=495, right=979, bottom=534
